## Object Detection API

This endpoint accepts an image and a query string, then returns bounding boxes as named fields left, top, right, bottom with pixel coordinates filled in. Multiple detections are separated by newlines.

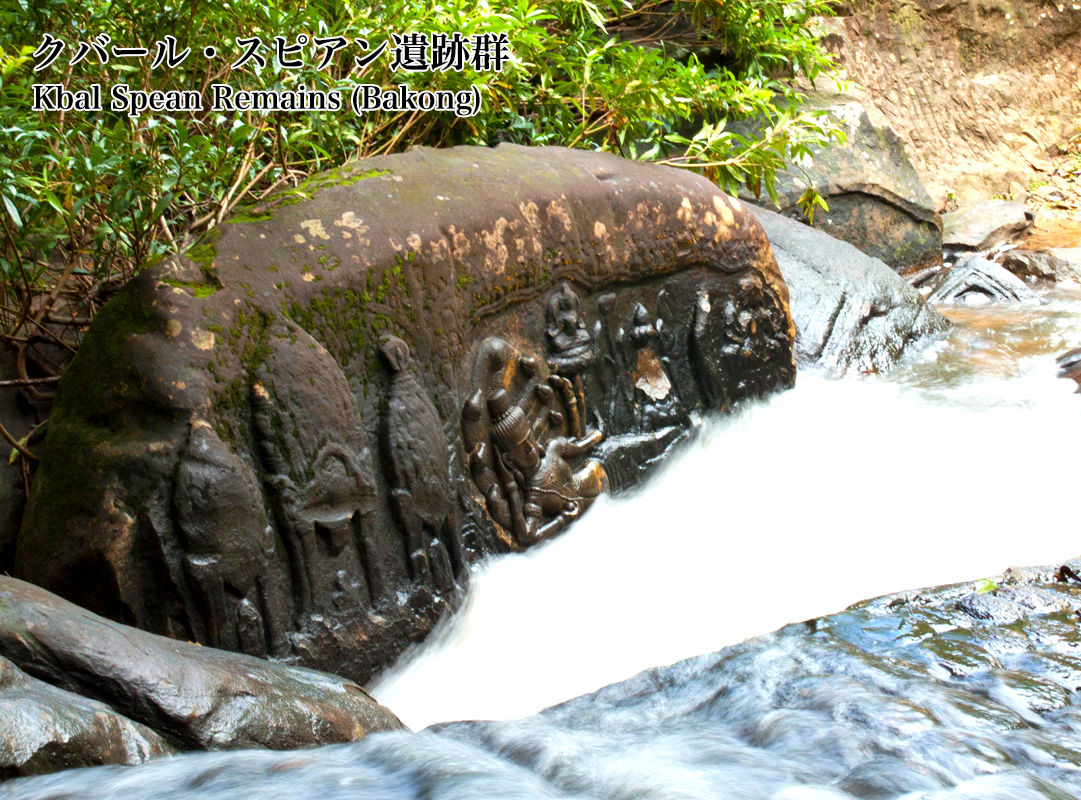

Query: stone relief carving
left=172, top=419, right=282, bottom=657
left=379, top=336, right=465, bottom=594
left=618, top=301, right=685, bottom=433
left=545, top=281, right=594, bottom=420
left=692, top=271, right=791, bottom=408
left=462, top=306, right=609, bottom=546
left=252, top=331, right=384, bottom=620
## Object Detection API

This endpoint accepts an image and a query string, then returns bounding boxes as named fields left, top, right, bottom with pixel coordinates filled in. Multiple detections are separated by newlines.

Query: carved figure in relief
left=461, top=333, right=608, bottom=546
left=172, top=419, right=279, bottom=656
left=380, top=336, right=465, bottom=593
left=252, top=330, right=383, bottom=619
left=620, top=302, right=683, bottom=431
left=545, top=282, right=593, bottom=420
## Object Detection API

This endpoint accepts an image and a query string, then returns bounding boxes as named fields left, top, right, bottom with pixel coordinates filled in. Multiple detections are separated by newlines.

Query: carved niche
left=251, top=328, right=385, bottom=620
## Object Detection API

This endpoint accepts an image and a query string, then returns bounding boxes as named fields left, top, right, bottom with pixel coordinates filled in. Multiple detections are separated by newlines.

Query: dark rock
left=15, top=145, right=796, bottom=682
left=928, top=255, right=1043, bottom=306
left=739, top=91, right=942, bottom=272
left=0, top=577, right=404, bottom=751
left=1000, top=249, right=1081, bottom=284
left=1057, top=346, right=1081, bottom=391
left=748, top=203, right=950, bottom=373
left=0, top=655, right=173, bottom=778
left=942, top=200, right=1034, bottom=251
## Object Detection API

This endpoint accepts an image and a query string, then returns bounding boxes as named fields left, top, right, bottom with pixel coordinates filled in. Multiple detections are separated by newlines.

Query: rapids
left=369, top=288, right=1081, bottom=729
left=4, top=288, right=1081, bottom=800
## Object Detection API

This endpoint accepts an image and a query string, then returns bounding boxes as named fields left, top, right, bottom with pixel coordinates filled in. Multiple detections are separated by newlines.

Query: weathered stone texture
left=824, top=1, right=1081, bottom=205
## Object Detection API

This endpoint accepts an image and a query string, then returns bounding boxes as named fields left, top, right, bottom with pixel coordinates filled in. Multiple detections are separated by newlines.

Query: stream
left=370, top=288, right=1081, bottom=729
left=4, top=289, right=1081, bottom=799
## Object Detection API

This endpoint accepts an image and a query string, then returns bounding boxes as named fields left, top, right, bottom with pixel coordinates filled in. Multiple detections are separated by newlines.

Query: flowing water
left=369, top=288, right=1081, bottom=729
left=5, top=289, right=1081, bottom=800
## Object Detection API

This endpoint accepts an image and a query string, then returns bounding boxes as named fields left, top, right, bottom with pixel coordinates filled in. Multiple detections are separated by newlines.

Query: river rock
left=0, top=577, right=403, bottom=751
left=942, top=200, right=1034, bottom=252
left=1056, top=347, right=1081, bottom=391
left=1000, top=249, right=1081, bottom=285
left=739, top=89, right=941, bottom=273
left=1051, top=247, right=1081, bottom=276
left=928, top=255, right=1043, bottom=307
left=14, top=145, right=796, bottom=683
left=0, top=655, right=173, bottom=778
left=748, top=203, right=949, bottom=373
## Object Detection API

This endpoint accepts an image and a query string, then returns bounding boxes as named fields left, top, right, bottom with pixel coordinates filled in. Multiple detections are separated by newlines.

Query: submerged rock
left=942, top=201, right=1034, bottom=251
left=15, top=145, right=796, bottom=683
left=928, top=255, right=1043, bottom=307
left=4, top=560, right=1080, bottom=799
left=749, top=203, right=950, bottom=373
left=0, top=656, right=173, bottom=778
left=0, top=577, right=403, bottom=752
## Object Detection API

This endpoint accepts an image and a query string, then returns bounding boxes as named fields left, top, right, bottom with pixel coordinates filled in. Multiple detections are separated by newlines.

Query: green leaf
left=2, top=195, right=21, bottom=228
left=7, top=434, right=28, bottom=464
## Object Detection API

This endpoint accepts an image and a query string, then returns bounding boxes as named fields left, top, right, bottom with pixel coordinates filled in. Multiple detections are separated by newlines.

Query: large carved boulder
left=15, top=145, right=795, bottom=682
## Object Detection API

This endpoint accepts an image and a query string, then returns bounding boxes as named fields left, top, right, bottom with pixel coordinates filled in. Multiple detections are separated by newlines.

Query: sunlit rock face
left=15, top=144, right=795, bottom=683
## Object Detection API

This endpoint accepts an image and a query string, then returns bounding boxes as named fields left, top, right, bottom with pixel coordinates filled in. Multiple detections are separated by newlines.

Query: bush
left=0, top=0, right=841, bottom=344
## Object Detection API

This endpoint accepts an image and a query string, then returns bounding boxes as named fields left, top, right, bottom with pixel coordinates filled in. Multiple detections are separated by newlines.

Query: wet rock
left=1000, top=249, right=1081, bottom=285
left=0, top=577, right=404, bottom=751
left=9, top=560, right=1081, bottom=799
left=928, top=255, right=1043, bottom=307
left=748, top=203, right=950, bottom=373
left=942, top=201, right=1034, bottom=251
left=1056, top=346, right=1081, bottom=391
left=741, top=89, right=942, bottom=273
left=15, top=145, right=796, bottom=683
left=957, top=592, right=1027, bottom=624
left=0, top=655, right=173, bottom=778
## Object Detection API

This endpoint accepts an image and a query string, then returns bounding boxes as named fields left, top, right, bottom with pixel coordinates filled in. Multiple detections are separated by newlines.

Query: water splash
left=370, top=290, right=1081, bottom=729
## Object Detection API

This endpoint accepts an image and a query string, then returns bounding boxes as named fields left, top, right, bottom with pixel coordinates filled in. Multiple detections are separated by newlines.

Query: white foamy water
left=370, top=291, right=1081, bottom=730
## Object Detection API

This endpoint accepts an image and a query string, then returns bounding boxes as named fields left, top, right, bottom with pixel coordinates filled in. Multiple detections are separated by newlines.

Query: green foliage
left=0, top=0, right=842, bottom=336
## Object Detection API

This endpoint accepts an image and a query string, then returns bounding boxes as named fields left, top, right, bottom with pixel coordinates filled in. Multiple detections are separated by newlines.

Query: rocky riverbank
left=0, top=577, right=402, bottom=777
left=4, top=558, right=1080, bottom=798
